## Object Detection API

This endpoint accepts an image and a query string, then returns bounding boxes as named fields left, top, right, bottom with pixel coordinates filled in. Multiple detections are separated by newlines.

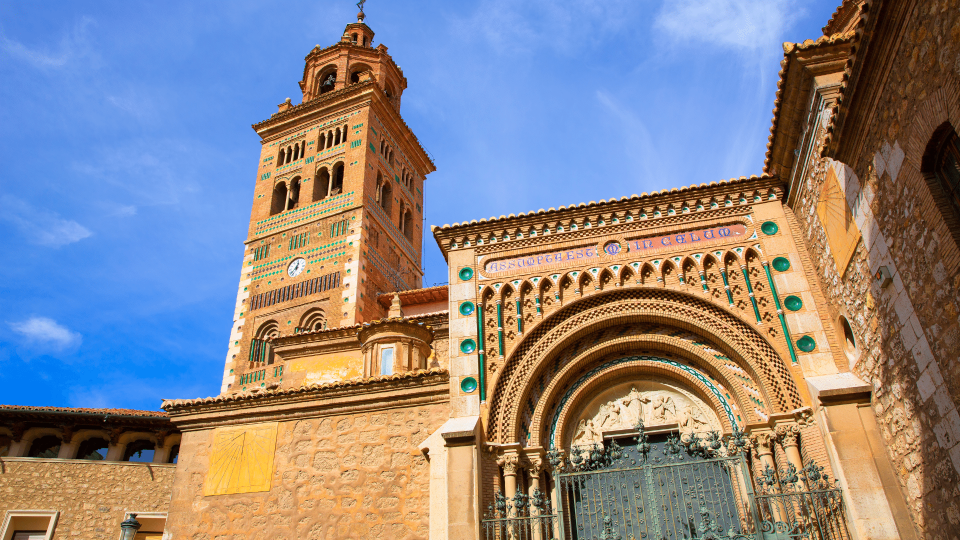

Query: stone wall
left=165, top=399, right=449, bottom=540
left=788, top=1, right=960, bottom=535
left=0, top=459, right=175, bottom=538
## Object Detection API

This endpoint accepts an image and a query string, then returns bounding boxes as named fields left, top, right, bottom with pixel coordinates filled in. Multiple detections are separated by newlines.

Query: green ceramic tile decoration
left=772, top=257, right=791, bottom=272
left=460, top=338, right=477, bottom=354
left=459, top=302, right=476, bottom=316
left=459, top=267, right=474, bottom=281
left=460, top=377, right=478, bottom=393
left=784, top=295, right=803, bottom=311
left=796, top=335, right=816, bottom=352
left=761, top=221, right=779, bottom=235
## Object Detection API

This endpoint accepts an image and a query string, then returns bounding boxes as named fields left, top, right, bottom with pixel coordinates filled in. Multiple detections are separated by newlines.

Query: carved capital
left=497, top=454, right=520, bottom=475
left=793, top=406, right=814, bottom=426
left=525, top=456, right=543, bottom=477
left=10, top=422, right=25, bottom=442
left=775, top=424, right=801, bottom=448
left=60, top=424, right=75, bottom=444
left=108, top=427, right=124, bottom=445
left=752, top=431, right=776, bottom=455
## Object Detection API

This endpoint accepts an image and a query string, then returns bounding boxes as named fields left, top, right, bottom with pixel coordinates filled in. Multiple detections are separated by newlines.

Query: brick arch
left=486, top=288, right=802, bottom=444
left=899, top=81, right=960, bottom=272
left=521, top=331, right=757, bottom=449
left=549, top=358, right=737, bottom=450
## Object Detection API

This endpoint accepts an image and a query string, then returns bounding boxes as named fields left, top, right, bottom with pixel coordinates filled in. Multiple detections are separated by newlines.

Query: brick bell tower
left=220, top=8, right=436, bottom=394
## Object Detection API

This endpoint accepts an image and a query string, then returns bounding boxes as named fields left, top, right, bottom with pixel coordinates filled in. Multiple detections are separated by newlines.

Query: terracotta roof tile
left=162, top=368, right=448, bottom=411
left=0, top=404, right=168, bottom=418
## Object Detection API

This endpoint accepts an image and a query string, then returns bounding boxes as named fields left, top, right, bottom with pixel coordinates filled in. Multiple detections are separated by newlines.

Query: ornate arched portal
left=485, top=287, right=805, bottom=449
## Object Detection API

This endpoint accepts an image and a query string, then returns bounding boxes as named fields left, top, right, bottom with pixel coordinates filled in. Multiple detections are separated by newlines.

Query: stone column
left=440, top=417, right=482, bottom=540
left=776, top=424, right=805, bottom=490
left=527, top=457, right=544, bottom=540
left=753, top=431, right=785, bottom=523
left=56, top=425, right=77, bottom=459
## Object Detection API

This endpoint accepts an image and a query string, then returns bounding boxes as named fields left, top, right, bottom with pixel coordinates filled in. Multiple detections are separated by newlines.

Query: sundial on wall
left=204, top=422, right=278, bottom=496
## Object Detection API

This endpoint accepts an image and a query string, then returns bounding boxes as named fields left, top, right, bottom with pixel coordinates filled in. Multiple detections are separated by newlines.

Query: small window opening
left=840, top=316, right=856, bottom=353
left=124, top=440, right=156, bottom=462
left=169, top=444, right=180, bottom=464
left=293, top=144, right=300, bottom=161
left=314, top=168, right=330, bottom=201
left=331, top=163, right=344, bottom=195
left=380, top=347, right=394, bottom=376
left=287, top=177, right=301, bottom=210
left=351, top=33, right=358, bottom=44
left=78, top=437, right=110, bottom=460
left=320, top=71, right=337, bottom=95
left=28, top=435, right=61, bottom=458
left=270, top=182, right=288, bottom=216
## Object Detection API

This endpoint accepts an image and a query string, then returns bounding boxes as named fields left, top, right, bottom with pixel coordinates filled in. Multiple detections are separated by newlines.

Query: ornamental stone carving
left=570, top=382, right=722, bottom=447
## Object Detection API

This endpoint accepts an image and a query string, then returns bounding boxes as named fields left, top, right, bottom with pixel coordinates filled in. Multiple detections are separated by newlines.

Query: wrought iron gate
left=482, top=426, right=850, bottom=540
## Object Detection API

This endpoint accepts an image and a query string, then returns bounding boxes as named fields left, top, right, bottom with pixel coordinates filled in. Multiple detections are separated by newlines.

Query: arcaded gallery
left=2, top=1, right=960, bottom=539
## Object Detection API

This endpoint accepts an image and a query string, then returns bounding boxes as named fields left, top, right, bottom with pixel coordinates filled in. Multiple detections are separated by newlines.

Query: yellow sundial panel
left=816, top=166, right=861, bottom=277
left=203, top=422, right=278, bottom=496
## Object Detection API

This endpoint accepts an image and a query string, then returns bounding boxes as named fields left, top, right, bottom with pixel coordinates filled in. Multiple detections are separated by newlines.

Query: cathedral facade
left=2, top=1, right=960, bottom=539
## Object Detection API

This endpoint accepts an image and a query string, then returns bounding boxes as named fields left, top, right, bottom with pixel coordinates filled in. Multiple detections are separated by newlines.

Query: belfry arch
left=485, top=287, right=804, bottom=447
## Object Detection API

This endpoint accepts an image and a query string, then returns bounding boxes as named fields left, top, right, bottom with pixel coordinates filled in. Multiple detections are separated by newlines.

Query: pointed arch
left=639, top=263, right=656, bottom=286
left=577, top=272, right=594, bottom=295
left=539, top=277, right=557, bottom=316
left=558, top=273, right=575, bottom=305
left=661, top=260, right=680, bottom=288
left=331, top=162, right=344, bottom=195
left=702, top=255, right=724, bottom=302
left=681, top=257, right=701, bottom=290
left=597, top=268, right=615, bottom=291
left=619, top=265, right=636, bottom=287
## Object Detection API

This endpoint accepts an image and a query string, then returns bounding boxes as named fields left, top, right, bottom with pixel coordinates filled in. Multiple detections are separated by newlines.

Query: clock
left=287, top=257, right=306, bottom=277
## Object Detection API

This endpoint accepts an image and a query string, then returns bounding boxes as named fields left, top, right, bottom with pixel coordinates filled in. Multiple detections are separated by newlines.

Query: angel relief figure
left=649, top=394, right=677, bottom=424
left=573, top=418, right=601, bottom=446
left=678, top=404, right=711, bottom=434
left=619, top=386, right=649, bottom=428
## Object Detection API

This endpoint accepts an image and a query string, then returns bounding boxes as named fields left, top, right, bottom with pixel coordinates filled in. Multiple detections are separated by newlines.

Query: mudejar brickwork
left=2, top=2, right=959, bottom=539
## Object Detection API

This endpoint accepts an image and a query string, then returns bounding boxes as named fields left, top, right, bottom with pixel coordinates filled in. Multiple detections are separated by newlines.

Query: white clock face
left=287, top=258, right=306, bottom=277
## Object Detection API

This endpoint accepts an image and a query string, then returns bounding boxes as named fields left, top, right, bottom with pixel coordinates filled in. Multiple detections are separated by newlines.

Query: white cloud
left=10, top=317, right=82, bottom=351
left=654, top=0, right=792, bottom=51
left=0, top=195, right=93, bottom=248
left=0, top=17, right=97, bottom=70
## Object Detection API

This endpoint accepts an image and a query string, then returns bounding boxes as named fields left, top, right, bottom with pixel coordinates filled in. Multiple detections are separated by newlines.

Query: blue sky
left=0, top=0, right=840, bottom=410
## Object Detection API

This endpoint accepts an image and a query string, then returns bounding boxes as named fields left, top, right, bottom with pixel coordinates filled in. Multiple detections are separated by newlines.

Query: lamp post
left=119, top=513, right=141, bottom=540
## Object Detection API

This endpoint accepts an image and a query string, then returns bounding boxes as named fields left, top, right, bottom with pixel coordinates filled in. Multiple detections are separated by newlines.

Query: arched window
left=399, top=201, right=406, bottom=232
left=331, top=163, right=344, bottom=195
left=124, top=440, right=155, bottom=462
left=300, top=308, right=326, bottom=332
left=78, top=437, right=110, bottom=460
left=350, top=71, right=361, bottom=84
left=28, top=435, right=61, bottom=458
left=288, top=177, right=301, bottom=210
left=376, top=172, right=383, bottom=204
left=318, top=132, right=326, bottom=151
left=342, top=123, right=349, bottom=143
left=334, top=128, right=341, bottom=146
left=351, top=33, right=358, bottom=44
left=314, top=167, right=330, bottom=201
left=403, top=210, right=414, bottom=242
left=319, top=70, right=337, bottom=95
left=270, top=182, right=288, bottom=216
left=362, top=36, right=368, bottom=47
left=285, top=146, right=292, bottom=164
left=923, top=123, right=960, bottom=240
left=277, top=146, right=285, bottom=163
left=380, top=181, right=392, bottom=215
left=253, top=321, right=279, bottom=366
left=169, top=444, right=180, bottom=464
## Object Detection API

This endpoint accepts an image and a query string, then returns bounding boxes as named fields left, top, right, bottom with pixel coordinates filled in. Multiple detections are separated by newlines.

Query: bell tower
left=220, top=9, right=436, bottom=393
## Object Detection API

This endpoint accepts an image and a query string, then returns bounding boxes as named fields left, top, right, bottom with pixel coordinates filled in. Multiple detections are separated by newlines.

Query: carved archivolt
left=486, top=288, right=802, bottom=445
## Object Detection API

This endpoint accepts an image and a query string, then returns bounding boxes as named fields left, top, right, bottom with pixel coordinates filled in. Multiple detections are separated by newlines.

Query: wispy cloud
left=72, top=140, right=202, bottom=207
left=654, top=0, right=792, bottom=51
left=0, top=195, right=93, bottom=247
left=452, top=0, right=639, bottom=54
left=0, top=17, right=97, bottom=70
left=9, top=317, right=83, bottom=351
left=595, top=90, right=667, bottom=188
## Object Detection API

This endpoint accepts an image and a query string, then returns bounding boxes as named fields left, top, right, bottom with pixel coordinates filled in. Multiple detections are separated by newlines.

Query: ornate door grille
left=482, top=427, right=850, bottom=540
